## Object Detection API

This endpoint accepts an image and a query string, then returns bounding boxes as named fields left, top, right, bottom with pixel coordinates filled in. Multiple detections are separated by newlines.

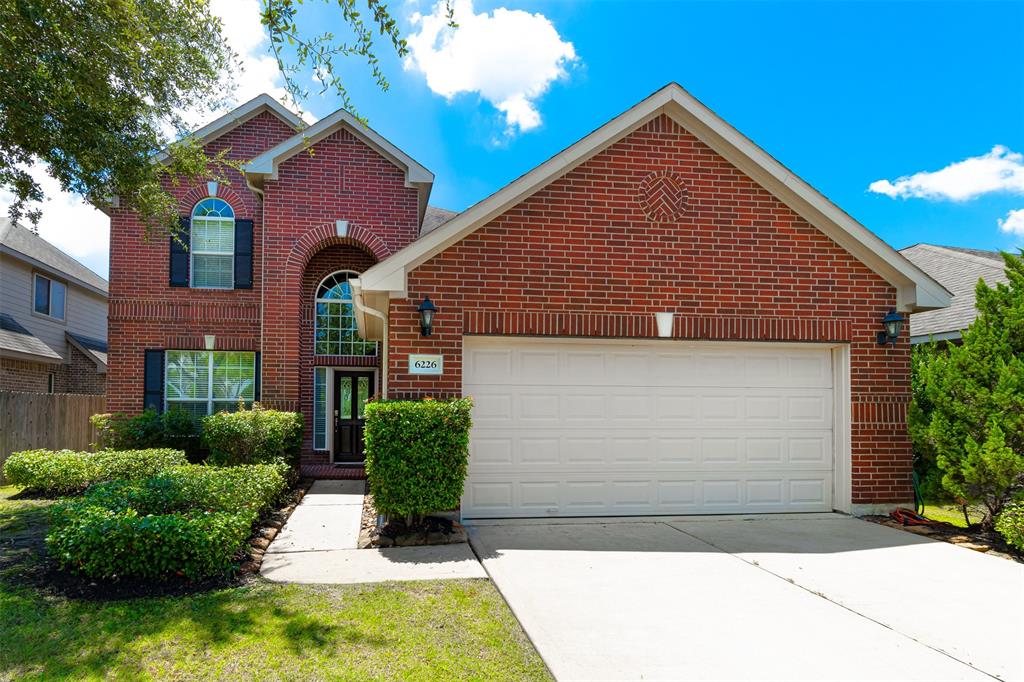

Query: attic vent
left=639, top=171, right=688, bottom=222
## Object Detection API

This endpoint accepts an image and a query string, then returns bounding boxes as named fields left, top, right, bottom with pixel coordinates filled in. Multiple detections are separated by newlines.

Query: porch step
left=301, top=464, right=366, bottom=480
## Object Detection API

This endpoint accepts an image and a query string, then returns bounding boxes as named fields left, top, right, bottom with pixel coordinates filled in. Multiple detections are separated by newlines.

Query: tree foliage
left=0, top=0, right=445, bottom=235
left=0, top=0, right=236, bottom=232
left=908, top=251, right=1024, bottom=526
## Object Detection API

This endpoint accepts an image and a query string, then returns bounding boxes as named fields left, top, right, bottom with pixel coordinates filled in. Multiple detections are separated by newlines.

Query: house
left=106, top=84, right=950, bottom=518
left=899, top=243, right=1009, bottom=344
left=0, top=219, right=108, bottom=394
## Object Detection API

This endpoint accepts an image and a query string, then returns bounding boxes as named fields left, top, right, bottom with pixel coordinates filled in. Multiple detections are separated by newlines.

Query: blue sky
left=7, top=0, right=1023, bottom=278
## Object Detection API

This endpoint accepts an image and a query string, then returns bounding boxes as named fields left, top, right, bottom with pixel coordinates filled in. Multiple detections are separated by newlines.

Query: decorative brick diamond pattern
left=639, top=171, right=688, bottom=221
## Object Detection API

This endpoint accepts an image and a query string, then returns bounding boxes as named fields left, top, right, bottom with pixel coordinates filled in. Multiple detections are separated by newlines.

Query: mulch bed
left=357, top=491, right=467, bottom=548
left=865, top=514, right=1023, bottom=563
left=0, top=480, right=312, bottom=601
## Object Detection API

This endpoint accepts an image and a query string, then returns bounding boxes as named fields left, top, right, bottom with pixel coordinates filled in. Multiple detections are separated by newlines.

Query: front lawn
left=920, top=501, right=987, bottom=528
left=0, top=486, right=551, bottom=681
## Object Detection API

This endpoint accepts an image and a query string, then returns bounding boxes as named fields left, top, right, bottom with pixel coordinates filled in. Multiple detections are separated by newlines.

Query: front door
left=333, top=371, right=375, bottom=463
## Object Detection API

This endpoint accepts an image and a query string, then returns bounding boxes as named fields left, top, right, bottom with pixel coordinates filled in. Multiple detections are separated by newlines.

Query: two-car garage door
left=462, top=337, right=837, bottom=518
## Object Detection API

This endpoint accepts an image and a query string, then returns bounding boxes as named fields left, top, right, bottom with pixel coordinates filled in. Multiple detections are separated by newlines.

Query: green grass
left=920, top=501, right=986, bottom=528
left=0, top=486, right=551, bottom=681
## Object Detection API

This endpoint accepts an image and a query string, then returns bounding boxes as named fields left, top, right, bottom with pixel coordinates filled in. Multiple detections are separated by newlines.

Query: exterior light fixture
left=876, top=310, right=905, bottom=347
left=418, top=297, right=437, bottom=337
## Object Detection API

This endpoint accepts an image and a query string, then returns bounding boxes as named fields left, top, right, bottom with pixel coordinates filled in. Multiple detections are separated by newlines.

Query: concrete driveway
left=468, top=514, right=1023, bottom=682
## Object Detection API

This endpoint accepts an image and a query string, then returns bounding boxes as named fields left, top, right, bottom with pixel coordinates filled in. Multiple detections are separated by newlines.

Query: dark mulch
left=866, top=515, right=1023, bottom=563
left=0, top=482, right=309, bottom=601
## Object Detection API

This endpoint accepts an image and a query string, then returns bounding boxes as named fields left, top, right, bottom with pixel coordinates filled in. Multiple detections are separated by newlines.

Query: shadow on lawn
left=0, top=490, right=391, bottom=679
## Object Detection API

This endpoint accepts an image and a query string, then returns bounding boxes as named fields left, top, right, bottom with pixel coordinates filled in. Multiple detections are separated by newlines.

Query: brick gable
left=389, top=114, right=911, bottom=504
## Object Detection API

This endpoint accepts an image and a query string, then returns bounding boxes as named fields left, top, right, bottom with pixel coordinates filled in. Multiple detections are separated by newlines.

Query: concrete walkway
left=470, top=514, right=1024, bottom=682
left=261, top=480, right=484, bottom=584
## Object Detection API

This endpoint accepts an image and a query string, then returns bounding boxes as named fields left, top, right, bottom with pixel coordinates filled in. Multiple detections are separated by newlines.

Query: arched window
left=191, top=198, right=235, bottom=288
left=314, top=271, right=377, bottom=356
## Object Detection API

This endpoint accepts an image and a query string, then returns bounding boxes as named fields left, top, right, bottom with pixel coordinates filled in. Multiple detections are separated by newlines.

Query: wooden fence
left=0, top=391, right=106, bottom=482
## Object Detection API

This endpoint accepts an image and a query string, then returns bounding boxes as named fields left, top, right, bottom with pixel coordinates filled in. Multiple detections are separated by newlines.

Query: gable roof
left=354, top=83, right=950, bottom=314
left=899, top=243, right=1009, bottom=342
left=243, top=106, right=434, bottom=224
left=0, top=313, right=62, bottom=363
left=0, top=218, right=108, bottom=296
left=154, top=94, right=305, bottom=164
left=421, top=206, right=458, bottom=236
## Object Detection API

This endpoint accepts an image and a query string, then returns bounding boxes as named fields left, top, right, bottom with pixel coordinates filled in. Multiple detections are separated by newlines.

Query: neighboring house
left=106, top=84, right=949, bottom=517
left=899, top=243, right=1010, bottom=344
left=0, top=219, right=108, bottom=394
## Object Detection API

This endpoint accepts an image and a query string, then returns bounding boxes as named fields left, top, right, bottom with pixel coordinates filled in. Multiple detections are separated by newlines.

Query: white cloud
left=868, top=145, right=1024, bottom=201
left=404, top=0, right=576, bottom=134
left=998, top=208, right=1024, bottom=236
left=209, top=0, right=290, bottom=112
left=0, top=164, right=110, bottom=278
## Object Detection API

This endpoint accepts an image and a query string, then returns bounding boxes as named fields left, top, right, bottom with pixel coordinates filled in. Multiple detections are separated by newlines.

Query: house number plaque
left=408, top=354, right=443, bottom=375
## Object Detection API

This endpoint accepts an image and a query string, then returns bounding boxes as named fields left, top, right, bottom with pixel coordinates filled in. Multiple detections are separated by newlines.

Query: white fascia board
left=153, top=94, right=304, bottom=164
left=910, top=330, right=963, bottom=344
left=243, top=107, right=434, bottom=189
left=359, top=83, right=951, bottom=314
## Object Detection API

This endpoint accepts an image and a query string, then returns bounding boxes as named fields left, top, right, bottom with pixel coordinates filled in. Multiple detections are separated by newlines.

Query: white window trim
left=190, top=199, right=235, bottom=290
left=32, top=273, right=67, bottom=322
left=314, top=270, right=377, bottom=357
left=164, top=350, right=256, bottom=416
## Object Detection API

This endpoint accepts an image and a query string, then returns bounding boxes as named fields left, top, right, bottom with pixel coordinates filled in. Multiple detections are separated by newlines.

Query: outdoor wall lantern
left=418, top=297, right=438, bottom=337
left=876, top=310, right=905, bottom=347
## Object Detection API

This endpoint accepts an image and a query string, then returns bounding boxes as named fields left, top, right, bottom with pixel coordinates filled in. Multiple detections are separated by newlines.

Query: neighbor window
left=190, top=198, right=234, bottom=288
left=314, top=271, right=377, bottom=356
left=33, top=274, right=66, bottom=320
left=164, top=350, right=256, bottom=418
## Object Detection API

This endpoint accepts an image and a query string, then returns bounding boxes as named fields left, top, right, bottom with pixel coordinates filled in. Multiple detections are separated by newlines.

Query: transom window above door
left=314, top=271, right=377, bottom=356
left=191, top=198, right=235, bottom=289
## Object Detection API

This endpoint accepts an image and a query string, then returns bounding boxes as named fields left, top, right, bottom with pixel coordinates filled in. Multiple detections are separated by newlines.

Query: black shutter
left=234, top=218, right=254, bottom=289
left=253, top=351, right=261, bottom=402
left=169, top=217, right=190, bottom=287
left=143, top=349, right=165, bottom=412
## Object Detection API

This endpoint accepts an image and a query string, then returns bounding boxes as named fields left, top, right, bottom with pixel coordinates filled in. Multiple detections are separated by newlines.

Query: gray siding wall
left=0, top=253, right=107, bottom=360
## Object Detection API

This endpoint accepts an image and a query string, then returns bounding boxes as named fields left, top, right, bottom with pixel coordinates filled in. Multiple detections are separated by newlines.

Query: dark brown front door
left=333, top=371, right=375, bottom=463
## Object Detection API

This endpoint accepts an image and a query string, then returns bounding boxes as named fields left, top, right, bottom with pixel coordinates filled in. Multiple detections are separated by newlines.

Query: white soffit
left=358, top=83, right=950, bottom=313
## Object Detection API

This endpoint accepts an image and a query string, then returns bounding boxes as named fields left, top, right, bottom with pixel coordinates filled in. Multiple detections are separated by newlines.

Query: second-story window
left=33, top=273, right=66, bottom=320
left=191, top=198, right=234, bottom=289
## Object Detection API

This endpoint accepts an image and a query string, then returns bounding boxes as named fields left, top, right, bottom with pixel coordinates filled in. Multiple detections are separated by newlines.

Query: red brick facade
left=107, top=105, right=914, bottom=506
left=0, top=351, right=105, bottom=395
left=388, top=115, right=912, bottom=505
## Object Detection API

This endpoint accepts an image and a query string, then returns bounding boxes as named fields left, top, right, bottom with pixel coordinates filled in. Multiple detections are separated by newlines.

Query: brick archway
left=178, top=183, right=253, bottom=219
left=260, top=224, right=389, bottom=413
left=286, top=222, right=392, bottom=281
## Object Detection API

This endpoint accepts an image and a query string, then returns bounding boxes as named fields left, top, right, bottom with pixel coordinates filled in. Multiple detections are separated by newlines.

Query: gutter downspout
left=350, top=281, right=389, bottom=399
left=246, top=177, right=266, bottom=400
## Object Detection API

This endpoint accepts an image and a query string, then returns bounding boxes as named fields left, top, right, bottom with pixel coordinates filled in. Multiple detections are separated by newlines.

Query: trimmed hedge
left=202, top=405, right=303, bottom=468
left=47, top=464, right=288, bottom=580
left=995, top=503, right=1024, bottom=552
left=2, top=448, right=188, bottom=495
left=364, top=398, right=472, bottom=519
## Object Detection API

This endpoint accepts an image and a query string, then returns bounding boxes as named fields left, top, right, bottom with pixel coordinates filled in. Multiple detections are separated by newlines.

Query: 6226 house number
left=408, top=354, right=443, bottom=375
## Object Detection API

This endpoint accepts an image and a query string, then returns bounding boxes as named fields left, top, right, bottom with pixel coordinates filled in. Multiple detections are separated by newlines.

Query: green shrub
left=2, top=448, right=187, bottom=495
left=91, top=409, right=201, bottom=460
left=995, top=503, right=1024, bottom=552
left=47, top=463, right=287, bottom=580
left=364, top=398, right=472, bottom=520
left=202, top=404, right=302, bottom=467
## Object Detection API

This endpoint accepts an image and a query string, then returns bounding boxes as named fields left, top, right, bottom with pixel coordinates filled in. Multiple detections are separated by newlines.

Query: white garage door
left=462, top=337, right=836, bottom=518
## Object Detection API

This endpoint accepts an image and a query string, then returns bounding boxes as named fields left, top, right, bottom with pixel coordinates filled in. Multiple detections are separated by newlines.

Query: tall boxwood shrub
left=91, top=409, right=201, bottom=460
left=364, top=398, right=472, bottom=520
left=201, top=405, right=303, bottom=468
